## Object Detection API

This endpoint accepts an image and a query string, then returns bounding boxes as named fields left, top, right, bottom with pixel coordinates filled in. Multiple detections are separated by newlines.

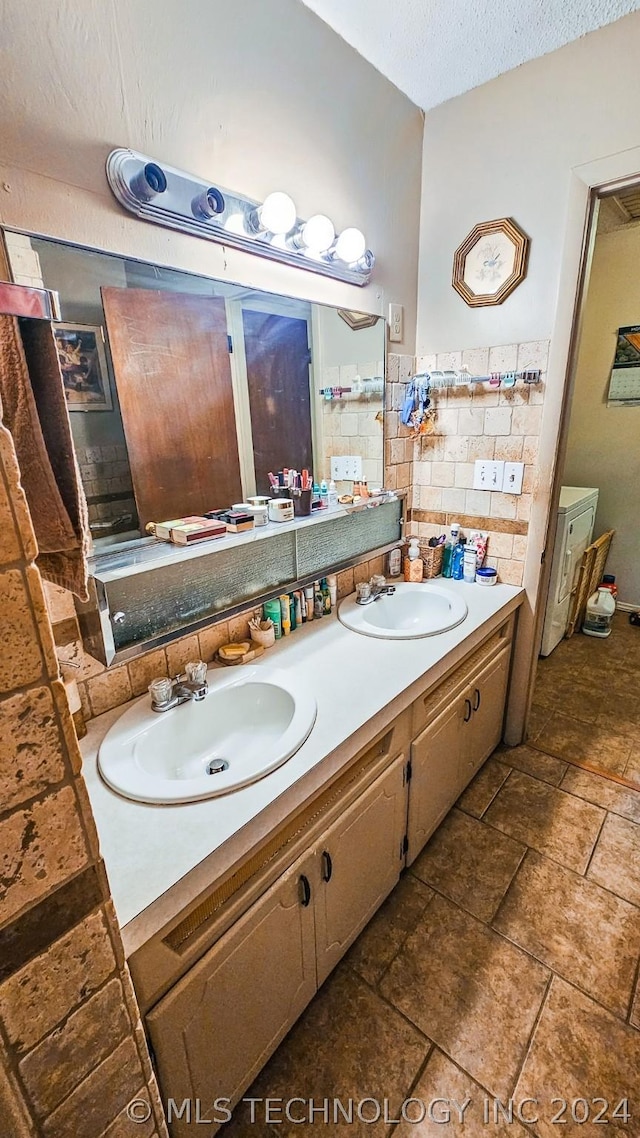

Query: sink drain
left=206, top=758, right=229, bottom=776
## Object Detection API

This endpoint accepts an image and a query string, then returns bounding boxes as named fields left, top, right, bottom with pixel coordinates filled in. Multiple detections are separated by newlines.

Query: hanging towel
left=0, top=314, right=90, bottom=600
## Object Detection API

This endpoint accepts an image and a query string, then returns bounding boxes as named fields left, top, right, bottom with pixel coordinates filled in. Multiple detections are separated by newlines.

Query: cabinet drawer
left=411, top=615, right=513, bottom=738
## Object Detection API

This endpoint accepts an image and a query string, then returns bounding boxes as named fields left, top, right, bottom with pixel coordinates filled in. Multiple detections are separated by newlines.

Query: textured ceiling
left=299, top=0, right=640, bottom=110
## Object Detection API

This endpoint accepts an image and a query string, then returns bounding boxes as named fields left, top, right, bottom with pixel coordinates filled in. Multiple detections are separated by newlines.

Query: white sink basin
left=338, top=581, right=468, bottom=639
left=98, top=666, right=317, bottom=804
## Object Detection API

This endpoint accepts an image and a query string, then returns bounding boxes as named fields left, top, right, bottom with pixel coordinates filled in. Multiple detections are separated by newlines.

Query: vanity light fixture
left=106, top=149, right=374, bottom=286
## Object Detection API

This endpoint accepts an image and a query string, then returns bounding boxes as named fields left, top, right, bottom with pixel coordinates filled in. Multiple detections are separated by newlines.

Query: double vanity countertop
left=80, top=580, right=524, bottom=955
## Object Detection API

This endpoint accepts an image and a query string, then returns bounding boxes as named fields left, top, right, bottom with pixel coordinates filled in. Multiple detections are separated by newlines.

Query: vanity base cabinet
left=407, top=642, right=511, bottom=865
left=314, top=753, right=407, bottom=985
left=147, top=852, right=317, bottom=1138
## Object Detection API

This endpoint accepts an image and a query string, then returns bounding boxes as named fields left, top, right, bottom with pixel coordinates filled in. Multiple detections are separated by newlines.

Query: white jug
left=582, top=586, right=616, bottom=639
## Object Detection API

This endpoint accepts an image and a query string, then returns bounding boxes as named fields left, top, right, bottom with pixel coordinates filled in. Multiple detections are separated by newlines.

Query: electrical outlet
left=473, top=459, right=505, bottom=491
left=331, top=455, right=363, bottom=481
left=388, top=303, right=403, bottom=343
left=502, top=462, right=524, bottom=494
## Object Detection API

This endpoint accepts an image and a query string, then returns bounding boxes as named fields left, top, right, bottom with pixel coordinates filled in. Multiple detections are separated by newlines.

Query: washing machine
left=540, top=486, right=599, bottom=656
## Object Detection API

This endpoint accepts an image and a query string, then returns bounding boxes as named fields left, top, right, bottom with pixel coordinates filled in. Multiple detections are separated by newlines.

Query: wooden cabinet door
left=407, top=698, right=465, bottom=865
left=314, top=755, right=407, bottom=985
left=101, top=287, right=242, bottom=528
left=147, top=852, right=317, bottom=1138
left=460, top=647, right=510, bottom=788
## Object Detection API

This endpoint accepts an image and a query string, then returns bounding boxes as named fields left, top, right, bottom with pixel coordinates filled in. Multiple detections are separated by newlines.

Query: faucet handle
left=148, top=677, right=173, bottom=706
left=185, top=660, right=208, bottom=685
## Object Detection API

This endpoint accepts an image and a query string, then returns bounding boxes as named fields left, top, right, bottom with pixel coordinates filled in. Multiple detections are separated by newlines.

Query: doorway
left=527, top=188, right=640, bottom=789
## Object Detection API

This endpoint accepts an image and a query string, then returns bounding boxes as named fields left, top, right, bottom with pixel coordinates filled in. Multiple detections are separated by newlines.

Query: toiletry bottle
left=328, top=480, right=339, bottom=510
left=294, top=591, right=303, bottom=626
left=404, top=537, right=424, bottom=582
left=263, top=598, right=282, bottom=639
left=304, top=584, right=315, bottom=620
left=388, top=544, right=402, bottom=578
left=280, top=594, right=291, bottom=635
left=321, top=577, right=331, bottom=613
left=452, top=536, right=466, bottom=580
left=320, top=480, right=329, bottom=508
left=289, top=593, right=297, bottom=631
left=442, top=523, right=460, bottom=578
left=360, top=479, right=369, bottom=499
left=314, top=581, right=324, bottom=618
left=327, top=573, right=338, bottom=609
left=463, top=543, right=477, bottom=583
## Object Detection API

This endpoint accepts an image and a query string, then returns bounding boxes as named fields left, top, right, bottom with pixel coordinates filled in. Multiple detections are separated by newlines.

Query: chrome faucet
left=356, top=582, right=396, bottom=606
left=149, top=664, right=209, bottom=712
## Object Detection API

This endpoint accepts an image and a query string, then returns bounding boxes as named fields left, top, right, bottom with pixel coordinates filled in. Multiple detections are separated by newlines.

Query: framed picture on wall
left=452, top=218, right=529, bottom=307
left=53, top=322, right=112, bottom=411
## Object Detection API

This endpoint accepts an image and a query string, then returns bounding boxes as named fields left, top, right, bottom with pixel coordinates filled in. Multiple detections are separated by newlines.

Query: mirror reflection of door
left=242, top=309, right=313, bottom=495
left=101, top=287, right=243, bottom=528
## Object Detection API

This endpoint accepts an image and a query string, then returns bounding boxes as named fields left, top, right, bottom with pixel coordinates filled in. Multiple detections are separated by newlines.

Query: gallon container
left=582, top=586, right=616, bottom=639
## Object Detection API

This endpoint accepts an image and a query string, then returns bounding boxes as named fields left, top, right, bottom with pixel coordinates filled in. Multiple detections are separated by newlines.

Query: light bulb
left=299, top=214, right=335, bottom=253
left=224, top=213, right=246, bottom=236
left=334, top=227, right=366, bottom=263
left=258, top=191, right=297, bottom=235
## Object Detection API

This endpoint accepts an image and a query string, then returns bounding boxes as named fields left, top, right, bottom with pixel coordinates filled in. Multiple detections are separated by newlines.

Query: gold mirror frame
left=452, top=217, right=529, bottom=307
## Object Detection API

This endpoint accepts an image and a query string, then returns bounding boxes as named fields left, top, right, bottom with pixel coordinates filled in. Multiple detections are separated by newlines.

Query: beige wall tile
left=498, top=558, right=525, bottom=586
left=517, top=494, right=533, bottom=522
left=87, top=668, right=132, bottom=717
left=413, top=461, right=431, bottom=486
left=435, top=408, right=458, bottom=435
left=43, top=584, right=77, bottom=625
left=490, top=493, right=518, bottom=520
left=431, top=461, right=455, bottom=487
left=198, top=620, right=230, bottom=663
left=0, top=786, right=89, bottom=924
left=41, top=1035, right=145, bottom=1138
left=512, top=534, right=528, bottom=560
left=468, top=436, right=494, bottom=461
left=0, top=471, right=22, bottom=563
left=489, top=344, right=519, bottom=372
left=127, top=649, right=168, bottom=698
left=442, top=488, right=466, bottom=513
left=499, top=384, right=529, bottom=406
left=0, top=910, right=116, bottom=1054
left=0, top=569, right=44, bottom=694
left=465, top=490, right=488, bottom=515
left=457, top=407, right=485, bottom=436
left=436, top=351, right=462, bottom=371
left=25, top=566, right=59, bottom=681
left=0, top=686, right=66, bottom=811
left=494, top=435, right=524, bottom=461
left=385, top=410, right=399, bottom=438
left=443, top=436, right=469, bottom=462
left=420, top=486, right=443, bottom=511
left=454, top=462, right=475, bottom=489
left=228, top=613, right=251, bottom=644
left=487, top=532, right=514, bottom=559
left=0, top=429, right=37, bottom=563
left=462, top=347, right=490, bottom=375
left=512, top=405, right=542, bottom=436
left=484, top=407, right=513, bottom=435
left=416, top=353, right=436, bottom=372
left=517, top=340, right=550, bottom=372
left=165, top=635, right=201, bottom=676
left=522, top=435, right=539, bottom=463
left=337, top=568, right=355, bottom=599
left=395, top=461, right=411, bottom=487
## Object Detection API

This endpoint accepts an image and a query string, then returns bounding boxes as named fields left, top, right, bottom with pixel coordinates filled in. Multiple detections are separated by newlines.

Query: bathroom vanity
left=81, top=579, right=523, bottom=1134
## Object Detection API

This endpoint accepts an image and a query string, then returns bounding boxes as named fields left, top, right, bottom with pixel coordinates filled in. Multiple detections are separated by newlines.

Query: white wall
left=564, top=224, right=640, bottom=607
left=416, top=10, right=640, bottom=353
left=0, top=0, right=423, bottom=352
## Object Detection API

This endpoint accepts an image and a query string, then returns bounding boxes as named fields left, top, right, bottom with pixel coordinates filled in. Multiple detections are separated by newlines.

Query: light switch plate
left=331, top=455, right=363, bottom=481
left=473, top=459, right=505, bottom=491
left=502, top=461, right=524, bottom=494
left=388, top=303, right=403, bottom=343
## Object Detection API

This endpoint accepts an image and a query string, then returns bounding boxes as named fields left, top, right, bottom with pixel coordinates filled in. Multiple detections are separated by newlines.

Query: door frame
left=505, top=146, right=640, bottom=745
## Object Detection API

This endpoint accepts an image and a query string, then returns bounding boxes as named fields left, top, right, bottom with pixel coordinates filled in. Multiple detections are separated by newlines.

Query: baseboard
left=616, top=601, right=640, bottom=613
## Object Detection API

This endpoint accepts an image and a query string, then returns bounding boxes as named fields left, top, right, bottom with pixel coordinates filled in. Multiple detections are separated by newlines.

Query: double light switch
left=472, top=460, right=524, bottom=495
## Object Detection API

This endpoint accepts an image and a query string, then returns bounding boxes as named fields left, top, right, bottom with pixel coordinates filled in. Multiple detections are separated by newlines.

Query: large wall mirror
left=7, top=233, right=385, bottom=555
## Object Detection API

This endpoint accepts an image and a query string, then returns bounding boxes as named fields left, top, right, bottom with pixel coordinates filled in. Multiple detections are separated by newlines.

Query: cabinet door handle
left=463, top=698, right=472, bottom=723
left=321, top=850, right=333, bottom=883
left=299, top=875, right=311, bottom=907
left=472, top=687, right=481, bottom=712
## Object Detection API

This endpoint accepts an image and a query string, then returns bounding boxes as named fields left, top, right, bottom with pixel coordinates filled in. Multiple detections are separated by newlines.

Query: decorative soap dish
left=216, top=642, right=265, bottom=666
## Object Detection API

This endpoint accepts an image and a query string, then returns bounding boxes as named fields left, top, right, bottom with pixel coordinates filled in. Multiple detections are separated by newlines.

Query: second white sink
left=98, top=665, right=317, bottom=804
left=338, top=581, right=468, bottom=639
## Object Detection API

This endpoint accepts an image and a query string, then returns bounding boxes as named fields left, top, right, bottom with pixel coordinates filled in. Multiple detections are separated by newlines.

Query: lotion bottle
left=404, top=538, right=424, bottom=582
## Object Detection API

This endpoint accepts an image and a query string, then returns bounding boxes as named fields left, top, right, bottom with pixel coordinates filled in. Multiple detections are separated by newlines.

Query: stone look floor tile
left=631, top=981, right=640, bottom=1030
left=560, top=766, right=640, bottom=824
left=411, top=808, right=526, bottom=923
left=457, top=757, right=511, bottom=818
left=535, top=713, right=632, bottom=775
left=527, top=703, right=553, bottom=742
left=345, top=873, right=434, bottom=987
left=484, top=770, right=605, bottom=874
left=239, top=964, right=429, bottom=1136
left=393, top=1048, right=533, bottom=1138
left=379, top=894, right=550, bottom=1099
left=515, top=977, right=640, bottom=1138
left=587, top=814, right=640, bottom=906
left=497, top=744, right=568, bottom=786
left=494, top=850, right=640, bottom=1016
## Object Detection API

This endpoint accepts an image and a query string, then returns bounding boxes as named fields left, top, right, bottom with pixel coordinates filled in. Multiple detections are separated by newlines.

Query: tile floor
left=222, top=743, right=640, bottom=1137
left=530, top=613, right=640, bottom=787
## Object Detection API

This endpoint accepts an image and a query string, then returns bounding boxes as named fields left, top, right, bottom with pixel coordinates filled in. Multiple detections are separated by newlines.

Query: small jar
left=476, top=567, right=498, bottom=586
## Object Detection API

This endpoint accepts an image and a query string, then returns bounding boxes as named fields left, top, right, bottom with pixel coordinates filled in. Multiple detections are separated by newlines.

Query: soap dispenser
left=452, top=535, right=466, bottom=580
left=404, top=537, right=424, bottom=582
